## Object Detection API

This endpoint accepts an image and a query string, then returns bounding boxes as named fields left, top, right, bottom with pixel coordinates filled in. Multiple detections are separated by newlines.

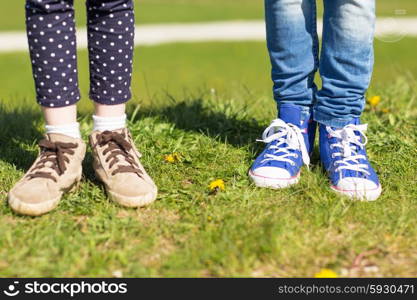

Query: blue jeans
left=265, top=0, right=375, bottom=128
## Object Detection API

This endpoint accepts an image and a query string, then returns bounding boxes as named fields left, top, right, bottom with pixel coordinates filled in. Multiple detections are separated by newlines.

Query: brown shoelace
left=95, top=131, right=143, bottom=177
left=28, top=139, right=78, bottom=182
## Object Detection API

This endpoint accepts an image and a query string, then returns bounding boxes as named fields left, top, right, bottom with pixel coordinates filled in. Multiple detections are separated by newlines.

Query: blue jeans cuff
left=313, top=108, right=354, bottom=128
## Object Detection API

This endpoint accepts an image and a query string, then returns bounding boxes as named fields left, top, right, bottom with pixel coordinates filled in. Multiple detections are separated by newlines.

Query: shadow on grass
left=0, top=103, right=43, bottom=171
left=0, top=96, right=269, bottom=174
left=130, top=97, right=265, bottom=150
left=127, top=96, right=322, bottom=165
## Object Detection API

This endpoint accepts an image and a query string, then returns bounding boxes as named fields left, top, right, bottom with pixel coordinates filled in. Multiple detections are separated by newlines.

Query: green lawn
left=1, top=38, right=416, bottom=112
left=0, top=0, right=416, bottom=31
left=0, top=36, right=416, bottom=277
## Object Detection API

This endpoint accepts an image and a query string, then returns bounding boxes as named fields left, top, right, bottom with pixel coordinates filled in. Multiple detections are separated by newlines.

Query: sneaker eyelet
left=290, top=162, right=296, bottom=166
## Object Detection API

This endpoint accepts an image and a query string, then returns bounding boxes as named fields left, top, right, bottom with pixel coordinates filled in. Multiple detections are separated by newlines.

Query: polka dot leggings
left=26, top=0, right=135, bottom=107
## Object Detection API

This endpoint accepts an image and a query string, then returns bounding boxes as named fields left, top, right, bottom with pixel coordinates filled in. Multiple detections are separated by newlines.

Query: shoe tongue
left=46, top=133, right=79, bottom=143
left=351, top=118, right=361, bottom=125
left=279, top=105, right=301, bottom=126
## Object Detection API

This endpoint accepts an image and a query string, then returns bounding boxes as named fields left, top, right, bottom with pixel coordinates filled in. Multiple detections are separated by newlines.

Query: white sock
left=45, top=122, right=81, bottom=139
left=92, top=114, right=126, bottom=132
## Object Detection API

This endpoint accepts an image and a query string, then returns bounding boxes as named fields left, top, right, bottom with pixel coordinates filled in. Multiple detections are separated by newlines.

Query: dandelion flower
left=314, top=268, right=338, bottom=278
left=209, top=179, right=225, bottom=192
left=367, top=96, right=381, bottom=107
left=164, top=153, right=181, bottom=163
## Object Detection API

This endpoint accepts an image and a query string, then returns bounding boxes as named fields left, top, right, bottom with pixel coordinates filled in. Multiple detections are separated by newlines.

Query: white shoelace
left=326, top=124, right=370, bottom=175
left=257, top=119, right=310, bottom=167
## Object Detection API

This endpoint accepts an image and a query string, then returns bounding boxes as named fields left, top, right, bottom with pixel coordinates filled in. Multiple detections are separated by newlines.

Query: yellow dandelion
left=314, top=268, right=338, bottom=278
left=208, top=179, right=225, bottom=192
left=367, top=96, right=381, bottom=107
left=164, top=152, right=182, bottom=163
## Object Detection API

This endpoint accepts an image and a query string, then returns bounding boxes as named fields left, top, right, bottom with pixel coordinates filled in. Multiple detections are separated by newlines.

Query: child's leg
left=86, top=0, right=157, bottom=207
left=249, top=0, right=319, bottom=189
left=26, top=0, right=80, bottom=136
left=265, top=0, right=319, bottom=111
left=86, top=0, right=134, bottom=127
left=316, top=0, right=381, bottom=201
left=9, top=0, right=86, bottom=216
left=26, top=0, right=80, bottom=110
left=314, top=0, right=375, bottom=127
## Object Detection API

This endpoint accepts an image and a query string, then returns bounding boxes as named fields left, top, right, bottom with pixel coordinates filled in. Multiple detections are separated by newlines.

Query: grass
left=0, top=36, right=416, bottom=277
left=1, top=38, right=417, bottom=110
left=0, top=0, right=417, bottom=31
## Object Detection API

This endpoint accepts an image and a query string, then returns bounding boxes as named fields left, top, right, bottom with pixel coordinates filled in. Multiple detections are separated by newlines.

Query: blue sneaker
left=249, top=104, right=316, bottom=189
left=319, top=118, right=382, bottom=201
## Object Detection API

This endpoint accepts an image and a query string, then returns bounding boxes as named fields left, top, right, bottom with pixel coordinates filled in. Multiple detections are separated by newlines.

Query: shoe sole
left=8, top=177, right=81, bottom=216
left=108, top=187, right=158, bottom=208
left=248, top=170, right=300, bottom=189
left=331, top=184, right=382, bottom=201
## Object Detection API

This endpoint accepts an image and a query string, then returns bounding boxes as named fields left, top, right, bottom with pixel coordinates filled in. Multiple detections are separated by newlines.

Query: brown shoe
left=8, top=134, right=86, bottom=216
left=89, top=128, right=157, bottom=207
